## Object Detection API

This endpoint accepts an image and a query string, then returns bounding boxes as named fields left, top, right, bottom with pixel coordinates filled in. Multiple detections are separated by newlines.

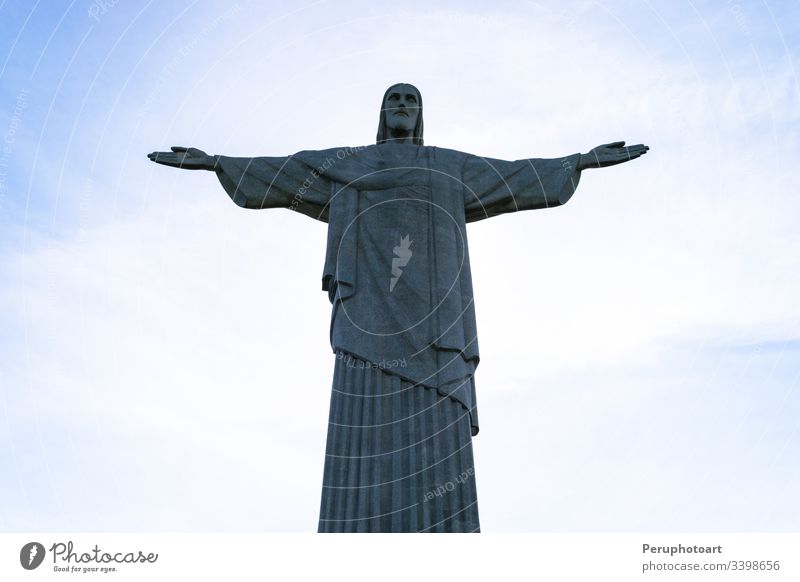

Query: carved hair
left=376, top=83, right=424, bottom=145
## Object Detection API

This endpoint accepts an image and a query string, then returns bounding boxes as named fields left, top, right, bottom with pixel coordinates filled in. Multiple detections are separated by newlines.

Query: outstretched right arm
left=147, top=146, right=332, bottom=222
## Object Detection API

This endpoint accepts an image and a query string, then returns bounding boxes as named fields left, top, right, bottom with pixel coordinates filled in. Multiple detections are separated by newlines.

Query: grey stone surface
left=147, top=82, right=648, bottom=532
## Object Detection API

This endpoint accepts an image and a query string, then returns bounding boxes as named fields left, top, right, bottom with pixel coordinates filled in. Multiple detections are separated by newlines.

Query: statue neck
left=386, top=127, right=414, bottom=144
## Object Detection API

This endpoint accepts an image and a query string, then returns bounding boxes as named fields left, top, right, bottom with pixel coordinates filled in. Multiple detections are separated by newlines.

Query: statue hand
left=147, top=146, right=218, bottom=171
left=579, top=141, right=649, bottom=170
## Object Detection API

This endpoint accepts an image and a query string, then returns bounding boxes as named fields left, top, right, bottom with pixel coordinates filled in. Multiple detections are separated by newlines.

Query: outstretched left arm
left=462, top=152, right=583, bottom=222
left=462, top=141, right=649, bottom=222
left=577, top=141, right=649, bottom=170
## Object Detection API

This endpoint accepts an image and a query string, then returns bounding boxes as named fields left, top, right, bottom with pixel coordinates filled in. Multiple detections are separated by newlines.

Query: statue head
left=376, top=83, right=424, bottom=145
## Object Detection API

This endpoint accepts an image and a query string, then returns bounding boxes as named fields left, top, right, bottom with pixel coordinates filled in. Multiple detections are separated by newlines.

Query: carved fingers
left=147, top=146, right=212, bottom=170
left=586, top=142, right=650, bottom=168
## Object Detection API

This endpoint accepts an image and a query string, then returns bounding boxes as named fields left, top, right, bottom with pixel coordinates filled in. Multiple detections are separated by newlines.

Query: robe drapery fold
left=216, top=144, right=581, bottom=436
left=319, top=350, right=480, bottom=532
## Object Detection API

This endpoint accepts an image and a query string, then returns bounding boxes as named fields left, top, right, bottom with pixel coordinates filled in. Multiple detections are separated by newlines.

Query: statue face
left=382, top=84, right=420, bottom=132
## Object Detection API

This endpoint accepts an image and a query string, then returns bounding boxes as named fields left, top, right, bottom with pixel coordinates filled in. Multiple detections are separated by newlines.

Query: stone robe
left=216, top=143, right=582, bottom=436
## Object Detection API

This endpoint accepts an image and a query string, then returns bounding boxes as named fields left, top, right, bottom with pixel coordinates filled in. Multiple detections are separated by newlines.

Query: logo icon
left=390, top=234, right=413, bottom=292
left=20, top=542, right=46, bottom=570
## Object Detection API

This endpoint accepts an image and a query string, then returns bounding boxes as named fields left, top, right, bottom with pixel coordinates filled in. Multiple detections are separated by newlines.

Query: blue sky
left=0, top=0, right=798, bottom=531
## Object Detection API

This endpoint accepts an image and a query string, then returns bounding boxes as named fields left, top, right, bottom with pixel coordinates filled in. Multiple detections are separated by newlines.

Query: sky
left=0, top=0, right=798, bottom=532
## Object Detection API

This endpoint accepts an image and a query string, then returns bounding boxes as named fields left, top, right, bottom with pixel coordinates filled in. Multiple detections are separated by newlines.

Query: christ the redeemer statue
left=148, top=83, right=648, bottom=533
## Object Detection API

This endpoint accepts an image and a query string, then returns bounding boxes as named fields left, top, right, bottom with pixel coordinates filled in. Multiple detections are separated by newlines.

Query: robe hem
left=333, top=348, right=479, bottom=437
